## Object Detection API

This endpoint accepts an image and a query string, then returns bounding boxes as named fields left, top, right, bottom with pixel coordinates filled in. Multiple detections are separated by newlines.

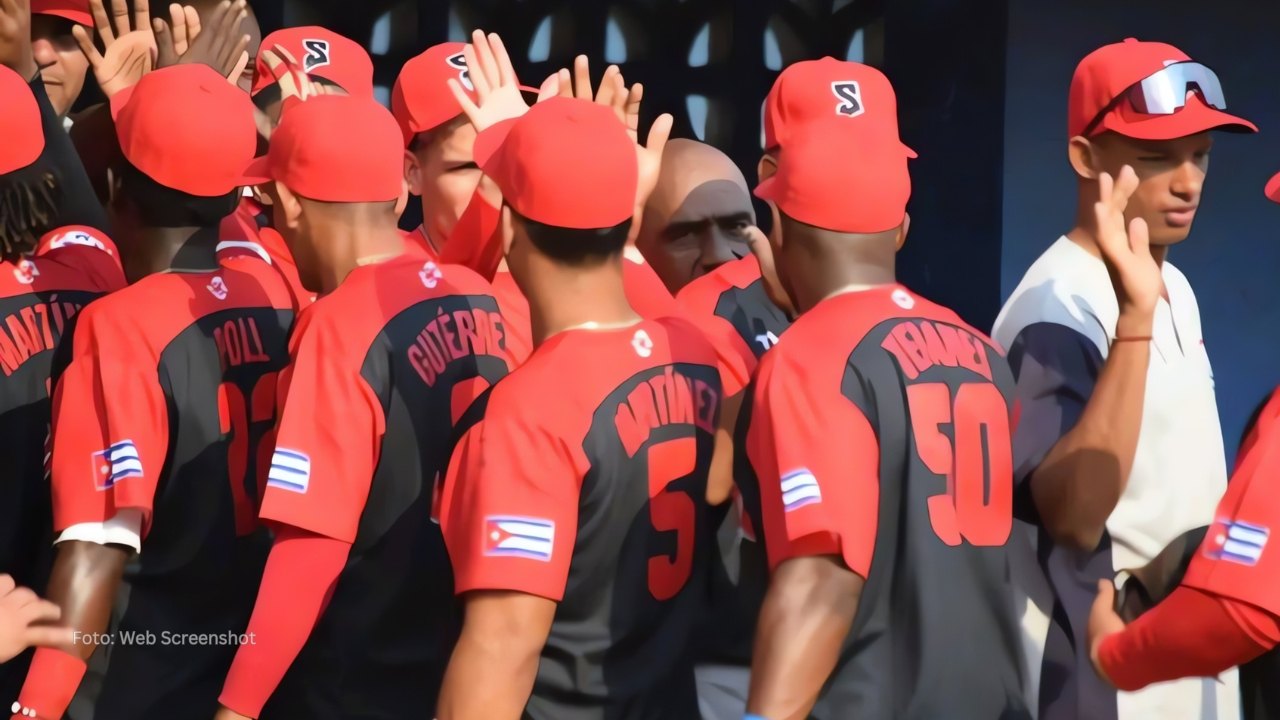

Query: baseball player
left=12, top=65, right=293, bottom=720
left=437, top=96, right=722, bottom=720
left=212, top=93, right=513, bottom=720
left=992, top=38, right=1253, bottom=720
left=738, top=58, right=1028, bottom=720
left=0, top=59, right=123, bottom=705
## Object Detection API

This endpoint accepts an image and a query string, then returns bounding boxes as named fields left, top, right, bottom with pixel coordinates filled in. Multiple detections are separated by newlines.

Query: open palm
left=1094, top=166, right=1162, bottom=317
left=73, top=0, right=157, bottom=99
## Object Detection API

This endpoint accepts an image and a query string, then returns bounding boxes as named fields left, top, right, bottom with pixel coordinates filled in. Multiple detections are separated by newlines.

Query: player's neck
left=525, top=262, right=639, bottom=346
left=318, top=223, right=405, bottom=295
left=794, top=262, right=896, bottom=314
left=132, top=226, right=219, bottom=281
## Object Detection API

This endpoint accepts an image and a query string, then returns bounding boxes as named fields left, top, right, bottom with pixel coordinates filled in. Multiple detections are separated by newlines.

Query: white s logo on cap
left=831, top=81, right=864, bottom=117
left=447, top=53, right=474, bottom=92
left=302, top=39, right=331, bottom=72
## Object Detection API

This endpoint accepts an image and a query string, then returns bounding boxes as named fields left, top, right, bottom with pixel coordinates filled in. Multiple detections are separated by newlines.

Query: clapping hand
left=73, top=0, right=158, bottom=98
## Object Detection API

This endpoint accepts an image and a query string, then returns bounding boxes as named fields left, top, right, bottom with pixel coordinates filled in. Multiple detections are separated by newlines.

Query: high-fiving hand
left=155, top=0, right=250, bottom=83
left=0, top=0, right=37, bottom=80
left=73, top=0, right=157, bottom=98
left=446, top=29, right=558, bottom=133
left=1093, top=166, right=1162, bottom=328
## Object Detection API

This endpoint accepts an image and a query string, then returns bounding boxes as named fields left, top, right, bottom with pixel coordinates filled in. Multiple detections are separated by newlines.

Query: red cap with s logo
left=251, top=26, right=374, bottom=99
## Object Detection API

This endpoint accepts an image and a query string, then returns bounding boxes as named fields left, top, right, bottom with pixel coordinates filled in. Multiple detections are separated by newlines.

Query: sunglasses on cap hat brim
left=1082, top=61, right=1237, bottom=137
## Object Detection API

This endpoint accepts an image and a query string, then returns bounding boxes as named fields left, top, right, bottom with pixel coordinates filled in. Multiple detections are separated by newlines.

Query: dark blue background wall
left=1001, top=0, right=1280, bottom=460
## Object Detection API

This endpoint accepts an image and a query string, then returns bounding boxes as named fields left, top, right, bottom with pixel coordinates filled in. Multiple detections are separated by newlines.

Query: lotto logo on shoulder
left=267, top=449, right=311, bottom=494
left=483, top=516, right=555, bottom=561
left=92, top=440, right=143, bottom=490
left=207, top=277, right=229, bottom=300
left=781, top=469, right=822, bottom=512
left=1206, top=518, right=1269, bottom=567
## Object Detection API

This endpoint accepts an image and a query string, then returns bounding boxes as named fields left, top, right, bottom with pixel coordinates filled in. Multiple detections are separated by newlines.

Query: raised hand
left=634, top=109, right=672, bottom=214
left=157, top=0, right=249, bottom=82
left=153, top=3, right=202, bottom=67
left=0, top=0, right=37, bottom=80
left=1093, top=166, right=1162, bottom=329
left=73, top=0, right=157, bottom=98
left=447, top=29, right=535, bottom=133
left=744, top=225, right=794, bottom=317
left=0, top=574, right=73, bottom=664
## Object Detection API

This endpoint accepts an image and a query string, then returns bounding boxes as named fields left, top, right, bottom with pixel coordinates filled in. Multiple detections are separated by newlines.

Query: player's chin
left=1147, top=223, right=1193, bottom=247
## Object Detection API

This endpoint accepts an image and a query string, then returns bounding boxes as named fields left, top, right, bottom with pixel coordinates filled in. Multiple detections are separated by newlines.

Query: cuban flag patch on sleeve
left=781, top=469, right=822, bottom=512
left=92, top=440, right=143, bottom=490
left=267, top=448, right=311, bottom=494
left=1206, top=518, right=1269, bottom=567
left=483, top=516, right=555, bottom=561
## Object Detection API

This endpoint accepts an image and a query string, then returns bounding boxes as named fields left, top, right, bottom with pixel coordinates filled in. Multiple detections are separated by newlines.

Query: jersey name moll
left=214, top=316, right=274, bottom=371
left=614, top=366, right=720, bottom=457
left=881, top=319, right=993, bottom=381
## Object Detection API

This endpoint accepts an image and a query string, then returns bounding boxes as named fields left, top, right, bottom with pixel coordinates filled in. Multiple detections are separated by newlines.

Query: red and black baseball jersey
left=256, top=257, right=512, bottom=719
left=0, top=226, right=123, bottom=700
left=50, top=260, right=294, bottom=719
left=739, top=284, right=1029, bottom=720
left=677, top=255, right=791, bottom=359
left=676, top=254, right=791, bottom=667
left=443, top=317, right=723, bottom=720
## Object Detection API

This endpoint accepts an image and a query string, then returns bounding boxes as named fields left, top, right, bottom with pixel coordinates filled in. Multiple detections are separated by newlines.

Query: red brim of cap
left=472, top=116, right=519, bottom=171
left=34, top=8, right=92, bottom=25
left=1100, top=99, right=1258, bottom=141
left=1266, top=171, right=1280, bottom=205
left=754, top=140, right=917, bottom=198
left=238, top=156, right=274, bottom=187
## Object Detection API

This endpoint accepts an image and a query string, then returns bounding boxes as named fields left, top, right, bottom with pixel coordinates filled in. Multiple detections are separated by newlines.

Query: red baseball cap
left=474, top=97, right=636, bottom=230
left=762, top=57, right=916, bottom=156
left=243, top=95, right=404, bottom=203
left=1266, top=172, right=1280, bottom=205
left=1069, top=38, right=1256, bottom=140
left=392, top=42, right=475, bottom=146
left=31, top=0, right=91, bottom=26
left=111, top=65, right=266, bottom=197
left=252, top=27, right=374, bottom=98
left=755, top=60, right=914, bottom=233
left=0, top=65, right=44, bottom=174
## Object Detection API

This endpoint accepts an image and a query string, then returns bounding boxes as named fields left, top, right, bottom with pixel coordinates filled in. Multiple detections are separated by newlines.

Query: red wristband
left=14, top=647, right=87, bottom=720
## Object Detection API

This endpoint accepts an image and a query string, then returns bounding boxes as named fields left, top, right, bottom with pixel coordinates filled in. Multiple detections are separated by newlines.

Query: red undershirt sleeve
left=1098, top=586, right=1280, bottom=692
left=217, top=526, right=351, bottom=718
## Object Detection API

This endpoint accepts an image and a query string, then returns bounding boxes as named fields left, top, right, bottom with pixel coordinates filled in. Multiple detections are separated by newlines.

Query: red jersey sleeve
left=1182, top=411, right=1280, bottom=617
left=50, top=308, right=168, bottom=535
left=438, top=187, right=503, bottom=281
left=35, top=225, right=125, bottom=292
left=746, top=346, right=880, bottom=577
left=258, top=309, right=385, bottom=544
left=442, top=381, right=583, bottom=602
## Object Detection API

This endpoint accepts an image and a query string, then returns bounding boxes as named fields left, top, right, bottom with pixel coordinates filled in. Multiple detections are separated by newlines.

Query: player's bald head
left=647, top=139, right=749, bottom=221
left=638, top=139, right=754, bottom=293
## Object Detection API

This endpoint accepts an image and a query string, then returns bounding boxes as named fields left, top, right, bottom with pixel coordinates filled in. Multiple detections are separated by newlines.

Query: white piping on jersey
left=216, top=240, right=272, bottom=265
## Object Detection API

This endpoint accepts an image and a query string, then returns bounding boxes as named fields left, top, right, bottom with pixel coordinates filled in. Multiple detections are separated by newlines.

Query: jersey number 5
left=219, top=372, right=279, bottom=536
left=647, top=437, right=697, bottom=601
left=907, top=382, right=1012, bottom=547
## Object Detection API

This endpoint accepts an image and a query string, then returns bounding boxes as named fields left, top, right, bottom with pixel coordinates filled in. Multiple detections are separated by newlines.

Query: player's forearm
left=1096, top=586, right=1275, bottom=691
left=746, top=556, right=861, bottom=720
left=1031, top=313, right=1153, bottom=550
left=14, top=542, right=128, bottom=720
left=218, top=529, right=349, bottom=718
left=437, top=632, right=542, bottom=720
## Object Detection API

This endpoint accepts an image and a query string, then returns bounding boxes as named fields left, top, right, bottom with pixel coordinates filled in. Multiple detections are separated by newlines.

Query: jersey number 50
left=907, top=382, right=1012, bottom=547
left=219, top=372, right=279, bottom=537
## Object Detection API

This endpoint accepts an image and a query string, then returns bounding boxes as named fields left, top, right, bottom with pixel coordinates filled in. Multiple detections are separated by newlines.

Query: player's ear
left=394, top=179, right=410, bottom=218
left=896, top=213, right=910, bottom=251
left=1069, top=136, right=1100, bottom=181
left=767, top=201, right=785, bottom=253
left=404, top=149, right=423, bottom=196
left=274, top=181, right=303, bottom=230
left=757, top=153, right=777, bottom=185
